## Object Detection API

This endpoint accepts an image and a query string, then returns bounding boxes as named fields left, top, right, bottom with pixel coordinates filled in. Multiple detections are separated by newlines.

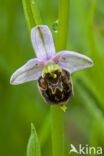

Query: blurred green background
left=0, top=0, right=104, bottom=155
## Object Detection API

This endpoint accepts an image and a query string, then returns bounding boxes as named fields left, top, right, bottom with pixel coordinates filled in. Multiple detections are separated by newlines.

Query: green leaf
left=30, top=0, right=42, bottom=25
left=22, top=0, right=35, bottom=35
left=26, top=123, right=41, bottom=156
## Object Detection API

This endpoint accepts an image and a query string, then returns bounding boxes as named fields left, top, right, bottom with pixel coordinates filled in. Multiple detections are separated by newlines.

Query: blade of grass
left=22, top=0, right=35, bottom=34
left=30, top=0, right=42, bottom=25
left=26, top=123, right=41, bottom=156
left=75, top=79, right=104, bottom=149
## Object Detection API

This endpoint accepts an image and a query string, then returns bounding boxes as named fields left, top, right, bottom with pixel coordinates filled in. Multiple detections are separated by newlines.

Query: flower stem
left=51, top=0, right=70, bottom=156
left=56, top=0, right=70, bottom=51
left=51, top=106, right=64, bottom=156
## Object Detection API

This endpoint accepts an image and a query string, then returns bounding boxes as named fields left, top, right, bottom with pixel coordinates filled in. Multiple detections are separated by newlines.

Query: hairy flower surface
left=10, top=25, right=93, bottom=109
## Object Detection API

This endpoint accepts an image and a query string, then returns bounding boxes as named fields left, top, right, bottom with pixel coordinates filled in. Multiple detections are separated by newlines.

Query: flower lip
left=38, top=68, right=73, bottom=106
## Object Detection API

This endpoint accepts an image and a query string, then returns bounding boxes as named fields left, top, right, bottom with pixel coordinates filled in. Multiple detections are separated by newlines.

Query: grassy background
left=0, top=0, right=104, bottom=156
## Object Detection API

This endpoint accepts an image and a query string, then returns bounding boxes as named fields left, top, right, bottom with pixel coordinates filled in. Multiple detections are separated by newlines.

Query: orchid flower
left=10, top=25, right=93, bottom=110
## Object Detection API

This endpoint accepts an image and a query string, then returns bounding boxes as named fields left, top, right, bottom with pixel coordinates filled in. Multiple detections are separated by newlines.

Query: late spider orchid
left=10, top=25, right=93, bottom=111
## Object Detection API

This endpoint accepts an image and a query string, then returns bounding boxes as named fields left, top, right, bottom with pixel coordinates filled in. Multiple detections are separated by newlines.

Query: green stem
left=51, top=106, right=64, bottom=156
left=22, top=0, right=42, bottom=35
left=30, top=0, right=42, bottom=25
left=88, top=0, right=97, bottom=56
left=51, top=0, right=70, bottom=156
left=22, top=0, right=35, bottom=34
left=56, top=0, right=70, bottom=51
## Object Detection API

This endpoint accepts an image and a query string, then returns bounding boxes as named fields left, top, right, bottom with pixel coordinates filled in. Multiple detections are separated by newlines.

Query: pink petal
left=53, top=51, right=93, bottom=73
left=10, top=58, right=43, bottom=85
left=31, top=25, right=56, bottom=60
